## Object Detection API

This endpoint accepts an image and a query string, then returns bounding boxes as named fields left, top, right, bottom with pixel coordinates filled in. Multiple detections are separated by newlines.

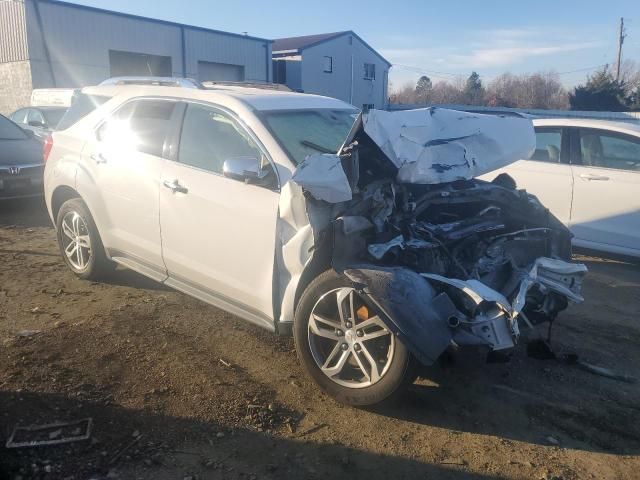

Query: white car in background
left=486, top=118, right=640, bottom=258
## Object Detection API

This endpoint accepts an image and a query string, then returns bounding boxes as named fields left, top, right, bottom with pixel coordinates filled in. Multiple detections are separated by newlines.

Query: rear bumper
left=0, top=163, right=44, bottom=199
left=0, top=171, right=44, bottom=200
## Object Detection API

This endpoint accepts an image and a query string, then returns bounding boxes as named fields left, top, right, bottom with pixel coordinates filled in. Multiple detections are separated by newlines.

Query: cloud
left=380, top=28, right=604, bottom=72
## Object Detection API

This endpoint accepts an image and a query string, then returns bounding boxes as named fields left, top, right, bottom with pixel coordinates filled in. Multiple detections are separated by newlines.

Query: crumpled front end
left=275, top=107, right=587, bottom=365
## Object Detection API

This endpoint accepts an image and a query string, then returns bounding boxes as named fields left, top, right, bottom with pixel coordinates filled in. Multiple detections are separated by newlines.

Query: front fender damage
left=275, top=107, right=587, bottom=364
left=342, top=267, right=456, bottom=365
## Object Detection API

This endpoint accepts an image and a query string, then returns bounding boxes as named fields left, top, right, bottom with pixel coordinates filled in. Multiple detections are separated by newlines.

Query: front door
left=79, top=98, right=177, bottom=279
left=159, top=102, right=280, bottom=326
left=570, top=128, right=640, bottom=253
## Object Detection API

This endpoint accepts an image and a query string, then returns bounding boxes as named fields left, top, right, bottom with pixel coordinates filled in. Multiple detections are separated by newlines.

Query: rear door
left=79, top=98, right=177, bottom=280
left=569, top=128, right=640, bottom=253
left=487, top=126, right=574, bottom=225
left=159, top=101, right=280, bottom=327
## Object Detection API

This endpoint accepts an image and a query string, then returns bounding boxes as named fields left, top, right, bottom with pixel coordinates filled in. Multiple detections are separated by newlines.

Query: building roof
left=273, top=30, right=392, bottom=67
left=272, top=31, right=348, bottom=52
left=43, top=0, right=272, bottom=43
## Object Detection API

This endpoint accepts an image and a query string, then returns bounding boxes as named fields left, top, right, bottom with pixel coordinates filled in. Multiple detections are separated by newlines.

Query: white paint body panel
left=487, top=118, right=640, bottom=258
left=159, top=161, right=280, bottom=322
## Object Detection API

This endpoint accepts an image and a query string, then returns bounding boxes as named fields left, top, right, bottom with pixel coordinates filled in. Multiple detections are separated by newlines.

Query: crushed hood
left=274, top=107, right=585, bottom=367
left=345, top=107, right=535, bottom=184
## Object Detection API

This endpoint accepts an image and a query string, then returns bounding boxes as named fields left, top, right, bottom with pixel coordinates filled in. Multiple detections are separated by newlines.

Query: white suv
left=45, top=80, right=586, bottom=406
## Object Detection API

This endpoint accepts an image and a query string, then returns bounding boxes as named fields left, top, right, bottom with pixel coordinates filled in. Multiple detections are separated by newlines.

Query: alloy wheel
left=60, top=211, right=92, bottom=271
left=307, top=287, right=395, bottom=388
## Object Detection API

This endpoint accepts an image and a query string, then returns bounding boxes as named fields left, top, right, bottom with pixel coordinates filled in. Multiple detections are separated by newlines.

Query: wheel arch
left=51, top=185, right=81, bottom=224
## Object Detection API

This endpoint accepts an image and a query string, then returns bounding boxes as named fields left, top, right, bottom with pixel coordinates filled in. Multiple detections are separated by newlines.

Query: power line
left=556, top=64, right=608, bottom=75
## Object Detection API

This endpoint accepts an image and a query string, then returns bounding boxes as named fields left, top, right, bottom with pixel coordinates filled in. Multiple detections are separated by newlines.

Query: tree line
left=389, top=62, right=640, bottom=111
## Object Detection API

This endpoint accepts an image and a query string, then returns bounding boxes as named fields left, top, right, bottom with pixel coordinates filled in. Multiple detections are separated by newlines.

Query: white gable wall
left=300, top=34, right=388, bottom=109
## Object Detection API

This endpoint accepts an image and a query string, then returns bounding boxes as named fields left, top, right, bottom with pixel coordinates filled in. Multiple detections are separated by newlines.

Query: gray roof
left=44, top=0, right=272, bottom=43
left=272, top=31, right=348, bottom=52
left=273, top=30, right=392, bottom=66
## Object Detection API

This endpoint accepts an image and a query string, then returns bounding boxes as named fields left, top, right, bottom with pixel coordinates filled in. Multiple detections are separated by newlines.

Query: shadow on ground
left=0, top=198, right=51, bottom=228
left=0, top=390, right=510, bottom=480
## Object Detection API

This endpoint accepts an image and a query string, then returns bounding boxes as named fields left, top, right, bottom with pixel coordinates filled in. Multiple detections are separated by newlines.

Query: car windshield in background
left=57, top=93, right=111, bottom=131
left=41, top=108, right=67, bottom=129
left=0, top=115, right=27, bottom=140
left=261, top=109, right=357, bottom=164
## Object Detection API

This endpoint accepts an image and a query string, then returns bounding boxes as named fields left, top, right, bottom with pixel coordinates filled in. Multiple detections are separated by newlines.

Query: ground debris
left=16, top=329, right=41, bottom=338
left=6, top=418, right=93, bottom=448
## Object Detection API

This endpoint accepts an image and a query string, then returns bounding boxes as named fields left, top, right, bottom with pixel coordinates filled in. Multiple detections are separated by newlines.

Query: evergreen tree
left=569, top=68, right=628, bottom=111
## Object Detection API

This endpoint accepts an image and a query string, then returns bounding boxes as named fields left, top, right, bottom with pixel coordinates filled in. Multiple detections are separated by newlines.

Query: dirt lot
left=1, top=198, right=639, bottom=480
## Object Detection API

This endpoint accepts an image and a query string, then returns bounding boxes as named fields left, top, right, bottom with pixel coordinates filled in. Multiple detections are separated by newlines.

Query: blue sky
left=70, top=0, right=639, bottom=90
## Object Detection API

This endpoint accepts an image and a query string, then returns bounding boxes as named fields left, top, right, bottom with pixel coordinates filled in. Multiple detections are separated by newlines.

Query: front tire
left=56, top=198, right=112, bottom=280
left=294, top=270, right=418, bottom=406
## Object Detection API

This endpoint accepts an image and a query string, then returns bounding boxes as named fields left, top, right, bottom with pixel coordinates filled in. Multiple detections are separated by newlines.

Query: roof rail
left=99, top=77, right=203, bottom=89
left=201, top=81, right=292, bottom=92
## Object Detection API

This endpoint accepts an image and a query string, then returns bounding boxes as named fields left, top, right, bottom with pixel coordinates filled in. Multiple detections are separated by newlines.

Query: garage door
left=109, top=50, right=172, bottom=77
left=198, top=61, right=245, bottom=82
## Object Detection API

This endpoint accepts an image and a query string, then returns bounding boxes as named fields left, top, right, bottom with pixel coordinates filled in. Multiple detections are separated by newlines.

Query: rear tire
left=56, top=198, right=113, bottom=280
left=294, top=270, right=418, bottom=406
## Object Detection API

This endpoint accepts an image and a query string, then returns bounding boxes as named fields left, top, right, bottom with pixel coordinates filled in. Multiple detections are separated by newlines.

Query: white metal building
left=272, top=31, right=391, bottom=110
left=0, top=0, right=272, bottom=114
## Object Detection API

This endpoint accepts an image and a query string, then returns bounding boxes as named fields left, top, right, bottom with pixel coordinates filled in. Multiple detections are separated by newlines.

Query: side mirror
left=223, top=156, right=268, bottom=183
left=28, top=120, right=46, bottom=128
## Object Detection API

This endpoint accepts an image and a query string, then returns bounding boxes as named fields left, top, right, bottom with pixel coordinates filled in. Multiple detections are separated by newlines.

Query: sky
left=69, top=0, right=639, bottom=91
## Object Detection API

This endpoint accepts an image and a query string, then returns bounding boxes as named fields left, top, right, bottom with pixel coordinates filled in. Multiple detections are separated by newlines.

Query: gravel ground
left=1, top=198, right=639, bottom=480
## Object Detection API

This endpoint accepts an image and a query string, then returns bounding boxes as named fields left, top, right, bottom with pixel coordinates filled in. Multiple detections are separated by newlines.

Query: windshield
left=41, top=108, right=67, bottom=128
left=261, top=109, right=357, bottom=164
left=0, top=115, right=27, bottom=140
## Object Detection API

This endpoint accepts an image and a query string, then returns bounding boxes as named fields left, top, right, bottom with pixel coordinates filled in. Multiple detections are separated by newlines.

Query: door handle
left=163, top=179, right=188, bottom=194
left=579, top=173, right=609, bottom=181
left=90, top=152, right=108, bottom=164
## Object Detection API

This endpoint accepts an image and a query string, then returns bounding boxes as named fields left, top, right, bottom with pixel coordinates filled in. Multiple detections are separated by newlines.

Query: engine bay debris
left=276, top=107, right=587, bottom=364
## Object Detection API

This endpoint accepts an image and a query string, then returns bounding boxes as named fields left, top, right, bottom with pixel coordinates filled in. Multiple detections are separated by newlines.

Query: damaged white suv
left=45, top=79, right=587, bottom=406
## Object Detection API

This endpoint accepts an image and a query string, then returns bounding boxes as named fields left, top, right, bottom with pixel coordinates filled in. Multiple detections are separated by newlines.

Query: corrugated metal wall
left=23, top=0, right=270, bottom=88
left=184, top=29, right=269, bottom=82
left=0, top=0, right=29, bottom=62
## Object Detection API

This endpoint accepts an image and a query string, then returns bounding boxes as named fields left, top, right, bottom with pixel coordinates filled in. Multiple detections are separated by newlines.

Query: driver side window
left=178, top=103, right=262, bottom=174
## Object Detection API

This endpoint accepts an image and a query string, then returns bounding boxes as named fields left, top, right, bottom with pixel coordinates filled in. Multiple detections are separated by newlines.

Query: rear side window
left=10, top=109, right=28, bottom=125
left=57, top=93, right=111, bottom=131
left=27, top=109, right=45, bottom=126
left=97, top=99, right=176, bottom=157
left=531, top=128, right=562, bottom=162
left=579, top=129, right=640, bottom=171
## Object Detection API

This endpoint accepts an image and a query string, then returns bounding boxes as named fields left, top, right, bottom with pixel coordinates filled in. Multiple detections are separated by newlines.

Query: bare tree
left=486, top=72, right=568, bottom=109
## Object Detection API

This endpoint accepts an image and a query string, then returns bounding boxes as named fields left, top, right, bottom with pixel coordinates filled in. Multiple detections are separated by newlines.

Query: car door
left=485, top=126, right=574, bottom=225
left=159, top=101, right=280, bottom=327
left=569, top=127, right=640, bottom=254
left=79, top=97, right=178, bottom=280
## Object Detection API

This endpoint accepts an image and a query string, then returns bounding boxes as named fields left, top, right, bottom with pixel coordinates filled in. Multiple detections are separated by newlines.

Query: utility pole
left=615, top=17, right=626, bottom=81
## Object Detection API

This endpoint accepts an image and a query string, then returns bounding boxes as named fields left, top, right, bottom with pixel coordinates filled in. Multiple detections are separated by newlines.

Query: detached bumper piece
left=343, top=258, right=586, bottom=365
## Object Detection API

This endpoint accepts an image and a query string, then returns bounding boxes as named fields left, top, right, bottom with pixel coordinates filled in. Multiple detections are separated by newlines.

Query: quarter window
left=579, top=129, right=640, bottom=171
left=178, top=103, right=262, bottom=174
left=531, top=128, right=562, bottom=162
left=97, top=99, right=175, bottom=157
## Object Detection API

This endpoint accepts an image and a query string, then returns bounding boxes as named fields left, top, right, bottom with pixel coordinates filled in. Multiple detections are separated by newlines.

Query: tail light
left=43, top=136, right=53, bottom=163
